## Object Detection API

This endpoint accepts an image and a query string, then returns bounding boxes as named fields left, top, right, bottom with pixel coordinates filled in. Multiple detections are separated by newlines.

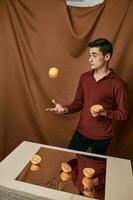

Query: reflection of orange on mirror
left=82, top=176, right=93, bottom=187
left=91, top=104, right=103, bottom=113
left=83, top=190, right=94, bottom=197
left=30, top=164, right=41, bottom=171
left=60, top=171, right=71, bottom=181
left=61, top=162, right=72, bottom=173
left=31, top=155, right=41, bottom=165
left=83, top=168, right=95, bottom=178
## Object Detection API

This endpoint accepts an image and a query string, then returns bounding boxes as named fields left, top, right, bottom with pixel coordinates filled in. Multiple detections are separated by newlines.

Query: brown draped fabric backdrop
left=0, top=0, right=133, bottom=164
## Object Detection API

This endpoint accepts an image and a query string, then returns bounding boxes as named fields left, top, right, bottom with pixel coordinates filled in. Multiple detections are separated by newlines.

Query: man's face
left=88, top=47, right=109, bottom=70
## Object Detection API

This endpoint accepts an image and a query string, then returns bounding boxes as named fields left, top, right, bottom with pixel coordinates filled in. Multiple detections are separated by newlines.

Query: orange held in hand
left=91, top=104, right=103, bottom=113
left=48, top=67, right=59, bottom=79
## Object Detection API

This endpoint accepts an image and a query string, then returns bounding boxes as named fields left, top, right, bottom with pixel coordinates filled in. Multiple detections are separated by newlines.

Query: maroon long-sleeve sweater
left=66, top=69, right=129, bottom=139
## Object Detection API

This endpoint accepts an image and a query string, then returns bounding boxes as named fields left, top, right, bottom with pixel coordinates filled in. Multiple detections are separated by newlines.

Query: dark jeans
left=68, top=130, right=111, bottom=155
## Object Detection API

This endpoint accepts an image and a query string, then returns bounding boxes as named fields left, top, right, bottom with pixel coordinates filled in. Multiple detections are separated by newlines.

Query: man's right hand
left=46, top=99, right=68, bottom=114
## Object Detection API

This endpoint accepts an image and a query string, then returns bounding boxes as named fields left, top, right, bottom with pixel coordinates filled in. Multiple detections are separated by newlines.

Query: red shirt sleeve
left=106, top=79, right=129, bottom=121
left=66, top=75, right=84, bottom=113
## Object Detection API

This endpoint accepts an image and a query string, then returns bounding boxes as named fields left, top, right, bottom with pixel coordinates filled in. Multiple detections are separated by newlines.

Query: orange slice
left=61, top=162, right=72, bottom=173
left=83, top=168, right=95, bottom=178
left=31, top=155, right=41, bottom=165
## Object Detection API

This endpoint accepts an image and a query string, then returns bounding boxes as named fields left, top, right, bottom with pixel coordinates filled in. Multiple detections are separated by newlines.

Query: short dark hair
left=88, top=38, right=113, bottom=57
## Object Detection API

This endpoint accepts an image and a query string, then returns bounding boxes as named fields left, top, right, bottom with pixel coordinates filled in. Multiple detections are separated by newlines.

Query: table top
left=0, top=141, right=133, bottom=200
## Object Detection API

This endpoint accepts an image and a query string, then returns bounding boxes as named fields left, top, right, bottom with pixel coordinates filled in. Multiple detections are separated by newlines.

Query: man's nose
left=89, top=57, right=92, bottom=62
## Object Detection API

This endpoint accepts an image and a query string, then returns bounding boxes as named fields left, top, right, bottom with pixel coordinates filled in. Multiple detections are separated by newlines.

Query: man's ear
left=105, top=53, right=111, bottom=61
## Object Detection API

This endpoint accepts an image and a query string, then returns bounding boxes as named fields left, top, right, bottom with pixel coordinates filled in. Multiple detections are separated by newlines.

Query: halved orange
left=61, top=162, right=72, bottom=173
left=31, top=154, right=41, bottom=165
left=83, top=168, right=95, bottom=178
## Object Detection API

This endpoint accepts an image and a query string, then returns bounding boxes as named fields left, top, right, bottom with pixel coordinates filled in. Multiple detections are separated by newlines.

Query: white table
left=0, top=141, right=132, bottom=200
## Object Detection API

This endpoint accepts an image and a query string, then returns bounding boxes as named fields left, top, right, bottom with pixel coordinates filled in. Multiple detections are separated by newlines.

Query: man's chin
left=90, top=65, right=96, bottom=69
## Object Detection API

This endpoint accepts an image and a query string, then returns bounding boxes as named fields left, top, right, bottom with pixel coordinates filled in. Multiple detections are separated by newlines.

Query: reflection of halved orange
left=61, top=162, right=72, bottom=173
left=30, top=164, right=41, bottom=171
left=82, top=177, right=93, bottom=187
left=31, top=155, right=41, bottom=165
left=83, top=190, right=94, bottom=197
left=60, top=171, right=71, bottom=181
left=83, top=168, right=95, bottom=178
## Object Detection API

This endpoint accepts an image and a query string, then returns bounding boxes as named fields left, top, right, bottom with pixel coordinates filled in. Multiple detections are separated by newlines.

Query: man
left=46, top=38, right=129, bottom=155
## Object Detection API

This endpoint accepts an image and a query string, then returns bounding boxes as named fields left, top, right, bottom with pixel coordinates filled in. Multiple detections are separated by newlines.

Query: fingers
left=46, top=108, right=56, bottom=112
left=46, top=108, right=65, bottom=115
left=52, top=99, right=57, bottom=105
left=46, top=100, right=65, bottom=115
left=46, top=108, right=54, bottom=112
left=90, top=107, right=98, bottom=117
left=46, top=107, right=61, bottom=114
left=46, top=108, right=51, bottom=111
left=45, top=99, right=57, bottom=112
left=53, top=109, right=64, bottom=115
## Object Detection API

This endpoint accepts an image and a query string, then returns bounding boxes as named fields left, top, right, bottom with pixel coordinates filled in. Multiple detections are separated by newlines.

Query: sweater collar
left=91, top=68, right=115, bottom=79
